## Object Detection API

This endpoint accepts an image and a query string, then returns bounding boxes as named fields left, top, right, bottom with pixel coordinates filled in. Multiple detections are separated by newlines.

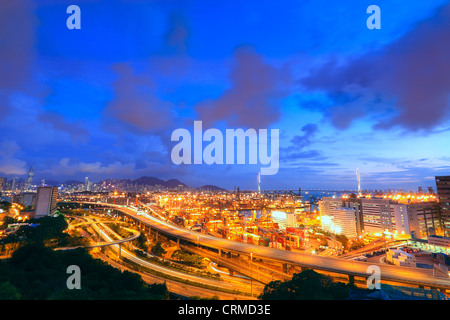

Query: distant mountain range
left=45, top=176, right=225, bottom=191
left=103, top=176, right=189, bottom=189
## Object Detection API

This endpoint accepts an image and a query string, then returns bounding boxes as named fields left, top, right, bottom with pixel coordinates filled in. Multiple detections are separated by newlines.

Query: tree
left=0, top=216, right=15, bottom=230
left=0, top=201, right=11, bottom=211
left=134, top=233, right=149, bottom=251
left=5, top=243, right=169, bottom=300
left=171, top=250, right=204, bottom=268
left=0, top=282, right=21, bottom=300
left=151, top=242, right=167, bottom=257
left=259, top=269, right=350, bottom=300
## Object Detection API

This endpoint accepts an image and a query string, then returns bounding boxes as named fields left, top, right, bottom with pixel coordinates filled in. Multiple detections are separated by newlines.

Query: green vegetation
left=171, top=249, right=205, bottom=269
left=0, top=201, right=11, bottom=212
left=0, top=243, right=168, bottom=300
left=0, top=215, right=89, bottom=253
left=259, top=269, right=350, bottom=300
left=0, top=213, right=169, bottom=300
left=335, top=234, right=349, bottom=251
left=349, top=238, right=365, bottom=251
left=0, top=216, right=15, bottom=231
left=58, top=207, right=87, bottom=216
left=314, top=228, right=350, bottom=252
left=133, top=233, right=149, bottom=251
left=108, top=223, right=133, bottom=239
left=151, top=242, right=167, bottom=257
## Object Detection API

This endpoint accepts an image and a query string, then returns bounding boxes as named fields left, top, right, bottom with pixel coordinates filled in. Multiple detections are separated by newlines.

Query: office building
left=25, top=167, right=34, bottom=191
left=319, top=197, right=343, bottom=217
left=407, top=202, right=441, bottom=238
left=322, top=196, right=415, bottom=236
left=320, top=206, right=357, bottom=238
left=11, top=177, right=17, bottom=191
left=332, top=207, right=358, bottom=238
left=34, top=186, right=58, bottom=218
left=18, top=192, right=37, bottom=208
left=436, top=176, right=450, bottom=236
left=392, top=203, right=411, bottom=235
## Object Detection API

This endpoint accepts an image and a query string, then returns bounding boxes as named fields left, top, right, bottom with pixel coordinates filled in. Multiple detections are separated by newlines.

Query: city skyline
left=2, top=0, right=450, bottom=305
left=0, top=0, right=449, bottom=190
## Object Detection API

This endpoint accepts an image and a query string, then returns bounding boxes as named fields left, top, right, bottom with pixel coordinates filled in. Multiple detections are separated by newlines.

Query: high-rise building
left=356, top=168, right=361, bottom=194
left=328, top=207, right=358, bottom=238
left=342, top=197, right=364, bottom=235
left=34, top=186, right=58, bottom=218
left=436, top=176, right=450, bottom=236
left=18, top=178, right=25, bottom=191
left=85, top=176, right=90, bottom=191
left=321, top=196, right=413, bottom=236
left=407, top=202, right=441, bottom=239
left=11, top=177, right=17, bottom=191
left=0, top=177, right=5, bottom=191
left=319, top=197, right=343, bottom=217
left=25, top=167, right=34, bottom=191
left=257, top=171, right=261, bottom=194
left=16, top=192, right=37, bottom=208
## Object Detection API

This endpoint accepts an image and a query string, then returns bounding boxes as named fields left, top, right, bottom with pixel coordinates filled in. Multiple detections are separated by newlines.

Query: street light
left=250, top=252, right=253, bottom=296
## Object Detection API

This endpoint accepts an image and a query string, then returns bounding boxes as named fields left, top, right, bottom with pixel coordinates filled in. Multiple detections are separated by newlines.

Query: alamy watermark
left=171, top=121, right=279, bottom=175
left=366, top=265, right=381, bottom=290
left=66, top=265, right=81, bottom=290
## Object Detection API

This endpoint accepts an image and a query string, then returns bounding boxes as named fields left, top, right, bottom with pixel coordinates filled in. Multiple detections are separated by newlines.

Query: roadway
left=74, top=217, right=252, bottom=300
left=84, top=215, right=258, bottom=297
left=56, top=218, right=140, bottom=250
left=74, top=202, right=450, bottom=290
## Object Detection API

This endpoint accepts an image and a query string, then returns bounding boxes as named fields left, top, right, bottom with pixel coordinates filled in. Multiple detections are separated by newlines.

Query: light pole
left=250, top=252, right=253, bottom=296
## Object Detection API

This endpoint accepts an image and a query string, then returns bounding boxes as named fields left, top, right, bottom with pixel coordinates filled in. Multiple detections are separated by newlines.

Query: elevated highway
left=56, top=217, right=140, bottom=250
left=68, top=201, right=450, bottom=291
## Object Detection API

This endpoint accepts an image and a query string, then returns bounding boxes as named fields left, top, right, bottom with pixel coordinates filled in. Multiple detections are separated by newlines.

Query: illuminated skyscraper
left=356, top=168, right=361, bottom=194
left=257, top=171, right=261, bottom=194
left=25, top=167, right=34, bottom=191
left=85, top=177, right=90, bottom=191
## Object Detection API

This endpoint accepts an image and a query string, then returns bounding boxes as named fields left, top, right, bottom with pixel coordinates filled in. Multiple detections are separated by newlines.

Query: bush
left=259, top=269, right=350, bottom=300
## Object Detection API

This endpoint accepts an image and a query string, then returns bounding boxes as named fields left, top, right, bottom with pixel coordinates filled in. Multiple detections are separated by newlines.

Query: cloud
left=0, top=140, right=27, bottom=175
left=52, top=158, right=135, bottom=176
left=0, top=0, right=37, bottom=116
left=281, top=123, right=327, bottom=162
left=38, top=111, right=89, bottom=143
left=103, top=63, right=175, bottom=134
left=196, top=46, right=291, bottom=128
left=300, top=4, right=450, bottom=132
left=290, top=123, right=318, bottom=149
left=164, top=11, right=190, bottom=55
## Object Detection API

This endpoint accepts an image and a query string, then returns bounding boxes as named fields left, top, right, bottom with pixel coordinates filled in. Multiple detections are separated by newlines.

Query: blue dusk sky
left=0, top=0, right=449, bottom=190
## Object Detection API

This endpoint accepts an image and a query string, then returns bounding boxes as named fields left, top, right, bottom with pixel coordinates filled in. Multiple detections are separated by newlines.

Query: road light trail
left=73, top=202, right=450, bottom=289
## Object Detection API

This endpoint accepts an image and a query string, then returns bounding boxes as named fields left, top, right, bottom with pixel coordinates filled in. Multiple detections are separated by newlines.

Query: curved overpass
left=57, top=217, right=140, bottom=250
left=71, top=201, right=450, bottom=290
